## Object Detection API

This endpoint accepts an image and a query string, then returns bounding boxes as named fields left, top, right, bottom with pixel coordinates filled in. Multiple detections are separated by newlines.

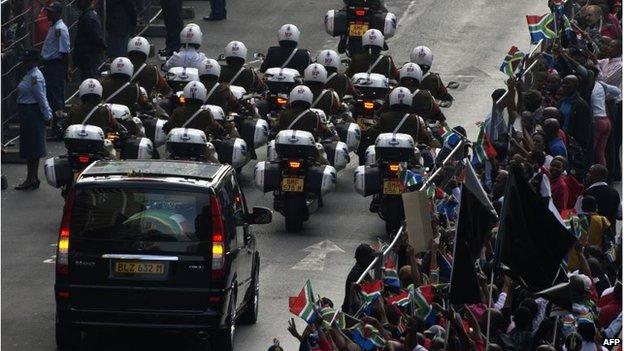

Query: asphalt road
left=2, top=0, right=551, bottom=350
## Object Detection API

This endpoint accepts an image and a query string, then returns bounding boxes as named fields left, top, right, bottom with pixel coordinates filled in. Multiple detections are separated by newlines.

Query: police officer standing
left=15, top=49, right=53, bottom=190
left=73, top=0, right=106, bottom=80
left=40, top=2, right=70, bottom=116
left=204, top=0, right=226, bottom=21
left=159, top=0, right=183, bottom=57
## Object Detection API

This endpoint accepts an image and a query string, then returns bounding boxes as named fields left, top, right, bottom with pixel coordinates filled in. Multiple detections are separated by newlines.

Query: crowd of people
left=277, top=0, right=622, bottom=350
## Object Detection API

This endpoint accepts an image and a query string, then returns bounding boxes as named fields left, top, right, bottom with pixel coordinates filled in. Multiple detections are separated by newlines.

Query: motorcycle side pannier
left=64, top=124, right=105, bottom=153
left=305, top=165, right=337, bottom=195
left=324, top=9, right=347, bottom=37
left=44, top=156, right=73, bottom=188
left=215, top=138, right=249, bottom=169
left=143, top=118, right=168, bottom=147
left=121, top=137, right=154, bottom=160
left=253, top=161, right=281, bottom=193
left=374, top=133, right=415, bottom=162
left=353, top=165, right=381, bottom=197
left=335, top=122, right=361, bottom=152
left=323, top=141, right=350, bottom=171
left=371, top=12, right=397, bottom=38
left=239, top=118, right=269, bottom=149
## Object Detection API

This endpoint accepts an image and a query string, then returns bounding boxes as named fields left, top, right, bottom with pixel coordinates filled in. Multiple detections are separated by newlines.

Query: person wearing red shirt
left=549, top=158, right=570, bottom=212
left=33, top=0, right=52, bottom=50
left=598, top=283, right=621, bottom=329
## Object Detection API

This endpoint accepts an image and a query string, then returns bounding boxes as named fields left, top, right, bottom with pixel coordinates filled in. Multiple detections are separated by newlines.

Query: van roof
left=79, top=160, right=228, bottom=184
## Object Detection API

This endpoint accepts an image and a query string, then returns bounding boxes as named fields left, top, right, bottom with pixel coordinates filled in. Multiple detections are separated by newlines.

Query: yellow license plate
left=114, top=261, right=165, bottom=275
left=282, top=177, right=304, bottom=192
left=349, top=23, right=369, bottom=37
left=383, top=180, right=403, bottom=195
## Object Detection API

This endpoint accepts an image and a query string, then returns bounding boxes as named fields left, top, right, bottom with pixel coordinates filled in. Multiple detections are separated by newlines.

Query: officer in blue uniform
left=15, top=49, right=53, bottom=190
left=41, top=2, right=70, bottom=115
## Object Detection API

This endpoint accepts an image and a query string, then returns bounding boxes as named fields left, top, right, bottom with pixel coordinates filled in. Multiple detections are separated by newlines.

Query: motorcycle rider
left=369, top=87, right=434, bottom=146
left=162, top=24, right=208, bottom=71
left=337, top=0, right=388, bottom=55
left=198, top=58, right=240, bottom=138
left=303, top=63, right=340, bottom=116
left=260, top=24, right=311, bottom=75
left=345, top=29, right=398, bottom=79
left=277, top=85, right=331, bottom=164
left=101, top=57, right=148, bottom=115
left=164, top=81, right=224, bottom=145
left=219, top=40, right=266, bottom=93
left=410, top=46, right=453, bottom=104
left=127, top=36, right=172, bottom=97
left=316, top=49, right=355, bottom=99
left=398, top=62, right=446, bottom=123
left=64, top=78, right=116, bottom=132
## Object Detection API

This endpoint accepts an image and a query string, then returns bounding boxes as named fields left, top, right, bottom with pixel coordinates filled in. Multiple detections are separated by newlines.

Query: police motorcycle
left=202, top=104, right=251, bottom=171
left=261, top=67, right=303, bottom=135
left=254, top=87, right=337, bottom=232
left=347, top=72, right=390, bottom=164
left=161, top=67, right=200, bottom=115
left=354, top=132, right=422, bottom=235
left=228, top=84, right=270, bottom=159
left=324, top=0, right=397, bottom=56
left=311, top=108, right=351, bottom=172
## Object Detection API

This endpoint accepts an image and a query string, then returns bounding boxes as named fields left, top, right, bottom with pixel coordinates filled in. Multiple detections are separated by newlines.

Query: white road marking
left=291, top=240, right=345, bottom=271
left=43, top=255, right=56, bottom=264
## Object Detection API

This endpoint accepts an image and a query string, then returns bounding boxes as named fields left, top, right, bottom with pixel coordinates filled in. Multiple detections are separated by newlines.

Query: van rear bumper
left=57, top=308, right=226, bottom=331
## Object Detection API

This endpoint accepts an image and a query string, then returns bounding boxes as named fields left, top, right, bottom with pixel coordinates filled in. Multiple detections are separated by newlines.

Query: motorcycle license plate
left=383, top=180, right=403, bottom=195
left=113, top=261, right=166, bottom=275
left=282, top=177, right=304, bottom=192
left=349, top=23, right=369, bottom=37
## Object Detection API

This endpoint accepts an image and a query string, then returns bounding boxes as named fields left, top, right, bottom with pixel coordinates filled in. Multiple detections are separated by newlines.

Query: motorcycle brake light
left=355, top=8, right=366, bottom=16
left=78, top=155, right=90, bottom=164
left=388, top=163, right=400, bottom=173
left=276, top=97, right=288, bottom=106
left=178, top=95, right=186, bottom=105
left=363, top=101, right=375, bottom=110
left=289, top=161, right=301, bottom=169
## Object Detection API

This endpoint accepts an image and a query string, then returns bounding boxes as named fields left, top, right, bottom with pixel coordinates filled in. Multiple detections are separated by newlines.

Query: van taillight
left=210, top=194, right=225, bottom=280
left=57, top=190, right=75, bottom=275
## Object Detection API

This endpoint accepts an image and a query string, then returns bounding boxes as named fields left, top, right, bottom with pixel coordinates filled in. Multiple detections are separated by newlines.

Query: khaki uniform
left=278, top=107, right=320, bottom=138
left=101, top=76, right=141, bottom=114
left=65, top=102, right=115, bottom=132
left=308, top=86, right=339, bottom=116
left=420, top=72, right=452, bottom=102
left=219, top=64, right=266, bottom=93
left=410, top=89, right=446, bottom=123
left=131, top=63, right=171, bottom=96
left=164, top=102, right=223, bottom=137
left=345, top=53, right=398, bottom=79
left=369, top=110, right=432, bottom=145
left=200, top=79, right=237, bottom=114
left=325, top=72, right=355, bottom=99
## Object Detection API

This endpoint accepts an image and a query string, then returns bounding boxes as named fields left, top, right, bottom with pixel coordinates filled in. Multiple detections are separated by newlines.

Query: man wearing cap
left=40, top=2, right=70, bottom=116
left=342, top=244, right=375, bottom=314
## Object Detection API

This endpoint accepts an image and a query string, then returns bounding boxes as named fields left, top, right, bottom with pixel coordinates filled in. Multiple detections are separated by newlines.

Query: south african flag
left=526, top=13, right=557, bottom=43
left=499, top=46, right=525, bottom=77
left=360, top=279, right=384, bottom=305
left=288, top=279, right=317, bottom=323
left=351, top=323, right=387, bottom=349
left=387, top=290, right=411, bottom=308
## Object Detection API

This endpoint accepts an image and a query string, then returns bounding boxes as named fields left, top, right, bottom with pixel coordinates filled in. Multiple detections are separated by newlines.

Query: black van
left=54, top=160, right=272, bottom=350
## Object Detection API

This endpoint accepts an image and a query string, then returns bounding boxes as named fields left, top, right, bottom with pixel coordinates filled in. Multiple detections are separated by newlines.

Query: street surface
left=2, top=0, right=554, bottom=349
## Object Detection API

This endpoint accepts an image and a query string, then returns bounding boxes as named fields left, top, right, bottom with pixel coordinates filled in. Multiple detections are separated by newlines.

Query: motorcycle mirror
left=100, top=71, right=109, bottom=78
left=253, top=52, right=265, bottom=59
left=341, top=58, right=351, bottom=67
left=217, top=53, right=225, bottom=61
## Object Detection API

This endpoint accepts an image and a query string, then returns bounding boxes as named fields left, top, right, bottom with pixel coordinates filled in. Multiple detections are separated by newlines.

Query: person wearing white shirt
left=591, top=81, right=621, bottom=165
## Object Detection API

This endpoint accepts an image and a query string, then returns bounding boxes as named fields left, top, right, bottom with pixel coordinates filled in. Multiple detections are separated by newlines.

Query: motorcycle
left=202, top=104, right=250, bottom=171
left=254, top=130, right=337, bottom=232
left=228, top=85, right=270, bottom=160
left=165, top=127, right=219, bottom=162
left=324, top=2, right=396, bottom=56
left=349, top=72, right=390, bottom=165
left=260, top=67, right=302, bottom=134
left=160, top=67, right=200, bottom=115
left=354, top=132, right=422, bottom=235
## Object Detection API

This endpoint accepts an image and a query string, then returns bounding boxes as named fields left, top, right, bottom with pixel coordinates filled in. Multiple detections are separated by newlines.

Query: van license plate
left=114, top=261, right=165, bottom=275
left=383, top=180, right=403, bottom=195
left=282, top=177, right=304, bottom=192
left=349, top=23, right=369, bottom=37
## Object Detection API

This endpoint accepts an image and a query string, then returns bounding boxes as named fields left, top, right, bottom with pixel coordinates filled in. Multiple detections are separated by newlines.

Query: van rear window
left=71, top=188, right=212, bottom=242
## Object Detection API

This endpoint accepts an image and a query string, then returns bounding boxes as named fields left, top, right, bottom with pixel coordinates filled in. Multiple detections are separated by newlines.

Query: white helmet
left=199, top=58, right=221, bottom=78
left=289, top=85, right=313, bottom=107
left=388, top=87, right=413, bottom=108
left=183, top=81, right=208, bottom=103
left=224, top=41, right=248, bottom=62
left=110, top=57, right=134, bottom=78
left=78, top=78, right=103, bottom=98
left=410, top=46, right=433, bottom=68
left=362, top=29, right=384, bottom=49
left=399, top=63, right=423, bottom=83
left=278, top=24, right=300, bottom=44
left=303, top=63, right=327, bottom=84
left=127, top=36, right=150, bottom=57
left=180, top=25, right=202, bottom=46
left=316, top=49, right=340, bottom=70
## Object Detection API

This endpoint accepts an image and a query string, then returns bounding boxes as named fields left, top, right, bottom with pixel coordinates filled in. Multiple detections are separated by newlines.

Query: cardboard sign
left=402, top=190, right=433, bottom=253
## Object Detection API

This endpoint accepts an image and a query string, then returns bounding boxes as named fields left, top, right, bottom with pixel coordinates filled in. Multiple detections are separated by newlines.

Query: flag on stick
left=526, top=14, right=557, bottom=43
left=359, top=280, right=384, bottom=305
left=288, top=279, right=318, bottom=323
left=500, top=46, right=526, bottom=76
left=472, top=123, right=498, bottom=166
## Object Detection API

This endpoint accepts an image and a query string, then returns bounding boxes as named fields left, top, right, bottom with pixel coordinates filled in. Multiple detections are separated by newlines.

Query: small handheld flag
left=359, top=279, right=384, bottom=305
left=288, top=279, right=318, bottom=323
left=500, top=46, right=526, bottom=77
left=526, top=14, right=557, bottom=43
